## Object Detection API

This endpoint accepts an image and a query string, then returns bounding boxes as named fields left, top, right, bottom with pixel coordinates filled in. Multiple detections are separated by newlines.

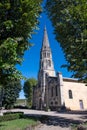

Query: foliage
left=0, top=113, right=23, bottom=122
left=0, top=85, right=3, bottom=107
left=2, top=79, right=21, bottom=109
left=3, top=111, right=24, bottom=116
left=0, top=0, right=42, bottom=84
left=46, top=0, right=87, bottom=82
left=23, top=78, right=37, bottom=107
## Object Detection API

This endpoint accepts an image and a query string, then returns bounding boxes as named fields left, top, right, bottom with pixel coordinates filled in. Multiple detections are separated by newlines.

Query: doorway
left=79, top=100, right=84, bottom=110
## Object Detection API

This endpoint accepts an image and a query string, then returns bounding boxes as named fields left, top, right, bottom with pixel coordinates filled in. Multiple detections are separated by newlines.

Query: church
left=33, top=27, right=87, bottom=111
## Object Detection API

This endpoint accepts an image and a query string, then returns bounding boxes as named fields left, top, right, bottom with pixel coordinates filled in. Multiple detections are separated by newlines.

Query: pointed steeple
left=38, top=26, right=56, bottom=77
left=37, top=26, right=56, bottom=109
left=42, top=26, right=50, bottom=49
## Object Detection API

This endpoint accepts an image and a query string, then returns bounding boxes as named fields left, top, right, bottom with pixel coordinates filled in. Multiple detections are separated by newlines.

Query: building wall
left=44, top=70, right=55, bottom=77
left=48, top=84, right=61, bottom=110
left=33, top=75, right=87, bottom=111
left=63, top=81, right=87, bottom=110
left=45, top=76, right=62, bottom=110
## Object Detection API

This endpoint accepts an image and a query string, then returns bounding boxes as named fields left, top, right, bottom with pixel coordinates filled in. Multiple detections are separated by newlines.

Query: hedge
left=3, top=111, right=24, bottom=116
left=0, top=112, right=24, bottom=122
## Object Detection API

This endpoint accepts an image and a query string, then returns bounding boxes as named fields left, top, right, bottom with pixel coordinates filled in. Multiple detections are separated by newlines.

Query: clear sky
left=17, top=6, right=73, bottom=99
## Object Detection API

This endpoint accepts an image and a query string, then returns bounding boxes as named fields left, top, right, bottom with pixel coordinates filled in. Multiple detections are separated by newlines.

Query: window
left=68, top=90, right=73, bottom=99
left=55, top=101, right=58, bottom=105
left=51, top=87, right=53, bottom=97
left=79, top=100, right=84, bottom=109
left=55, top=85, right=58, bottom=96
left=43, top=53, right=46, bottom=58
left=51, top=102, right=53, bottom=105
left=47, top=53, right=50, bottom=57
left=44, top=46, right=46, bottom=50
left=48, top=60, right=51, bottom=67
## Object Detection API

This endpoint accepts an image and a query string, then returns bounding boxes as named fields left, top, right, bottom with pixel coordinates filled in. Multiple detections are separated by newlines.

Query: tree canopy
left=46, top=0, right=87, bottom=82
left=0, top=0, right=42, bottom=85
left=23, top=78, right=37, bottom=107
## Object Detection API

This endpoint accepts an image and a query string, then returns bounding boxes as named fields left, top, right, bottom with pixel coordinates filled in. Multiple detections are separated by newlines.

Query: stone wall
left=46, top=76, right=61, bottom=110
left=63, top=80, right=87, bottom=110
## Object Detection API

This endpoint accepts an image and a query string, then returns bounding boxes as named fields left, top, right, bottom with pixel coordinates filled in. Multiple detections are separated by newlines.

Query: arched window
left=48, top=60, right=51, bottom=67
left=51, top=87, right=53, bottom=97
left=50, top=102, right=53, bottom=105
left=43, top=53, right=46, bottom=58
left=68, top=90, right=73, bottom=99
left=47, top=53, right=50, bottom=57
left=55, top=101, right=58, bottom=105
left=55, top=85, right=58, bottom=96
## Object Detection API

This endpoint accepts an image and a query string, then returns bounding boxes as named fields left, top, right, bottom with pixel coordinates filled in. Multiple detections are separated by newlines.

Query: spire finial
left=44, top=25, right=46, bottom=31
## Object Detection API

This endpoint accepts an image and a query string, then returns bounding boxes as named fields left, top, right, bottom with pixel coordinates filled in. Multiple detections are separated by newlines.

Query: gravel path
left=34, top=124, right=71, bottom=130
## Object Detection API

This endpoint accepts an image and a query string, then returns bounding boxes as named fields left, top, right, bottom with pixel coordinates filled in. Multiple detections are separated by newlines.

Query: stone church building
left=33, top=27, right=87, bottom=111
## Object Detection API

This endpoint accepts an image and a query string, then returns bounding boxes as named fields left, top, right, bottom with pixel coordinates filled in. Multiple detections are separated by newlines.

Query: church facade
left=33, top=27, right=87, bottom=111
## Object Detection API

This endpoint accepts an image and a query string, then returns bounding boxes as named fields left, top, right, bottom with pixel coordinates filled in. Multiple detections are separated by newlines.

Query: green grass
left=0, top=118, right=37, bottom=130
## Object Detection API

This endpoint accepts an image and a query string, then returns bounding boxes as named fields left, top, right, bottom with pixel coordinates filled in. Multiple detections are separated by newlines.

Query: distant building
left=32, top=27, right=87, bottom=111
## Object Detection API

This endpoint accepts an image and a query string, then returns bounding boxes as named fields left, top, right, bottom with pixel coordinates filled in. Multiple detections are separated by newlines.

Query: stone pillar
left=41, top=71, right=46, bottom=109
left=45, top=73, right=49, bottom=110
left=57, top=72, right=64, bottom=106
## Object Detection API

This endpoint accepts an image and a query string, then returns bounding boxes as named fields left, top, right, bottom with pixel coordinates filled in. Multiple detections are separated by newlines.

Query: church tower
left=38, top=26, right=55, bottom=78
left=38, top=26, right=55, bottom=109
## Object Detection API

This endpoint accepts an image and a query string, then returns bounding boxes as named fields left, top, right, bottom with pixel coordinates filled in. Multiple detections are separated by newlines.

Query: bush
left=0, top=112, right=24, bottom=122
left=3, top=111, right=24, bottom=116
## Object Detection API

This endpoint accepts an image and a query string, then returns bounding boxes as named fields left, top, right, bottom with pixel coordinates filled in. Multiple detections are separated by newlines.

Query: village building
left=33, top=27, right=87, bottom=111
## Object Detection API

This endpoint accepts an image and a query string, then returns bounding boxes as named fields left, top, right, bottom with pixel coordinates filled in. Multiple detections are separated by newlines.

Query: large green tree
left=46, top=0, right=87, bottom=82
left=0, top=0, right=42, bottom=85
left=23, top=78, right=37, bottom=107
left=2, top=79, right=21, bottom=109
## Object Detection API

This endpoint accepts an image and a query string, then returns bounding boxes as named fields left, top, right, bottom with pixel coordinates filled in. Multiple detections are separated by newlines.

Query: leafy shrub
left=3, top=111, right=24, bottom=115
left=0, top=112, right=24, bottom=122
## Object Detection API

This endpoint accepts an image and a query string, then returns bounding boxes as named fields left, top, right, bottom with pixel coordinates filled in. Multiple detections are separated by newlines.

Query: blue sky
left=17, top=10, right=73, bottom=99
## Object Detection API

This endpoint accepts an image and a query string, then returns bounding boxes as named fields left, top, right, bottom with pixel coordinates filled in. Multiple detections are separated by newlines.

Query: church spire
left=38, top=26, right=55, bottom=77
left=37, top=26, right=56, bottom=109
left=42, top=26, right=50, bottom=49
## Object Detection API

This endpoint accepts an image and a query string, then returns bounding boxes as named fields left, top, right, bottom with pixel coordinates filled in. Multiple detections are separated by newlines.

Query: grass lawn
left=0, top=118, right=37, bottom=130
